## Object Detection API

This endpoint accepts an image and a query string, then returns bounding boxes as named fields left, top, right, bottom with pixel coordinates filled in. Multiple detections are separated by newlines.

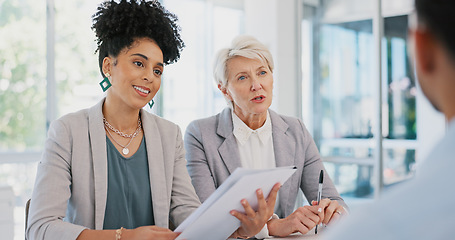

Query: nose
left=143, top=70, right=154, bottom=82
left=251, top=77, right=262, bottom=91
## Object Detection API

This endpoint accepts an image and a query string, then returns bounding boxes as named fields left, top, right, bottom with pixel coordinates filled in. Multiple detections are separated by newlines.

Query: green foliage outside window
left=0, top=0, right=46, bottom=151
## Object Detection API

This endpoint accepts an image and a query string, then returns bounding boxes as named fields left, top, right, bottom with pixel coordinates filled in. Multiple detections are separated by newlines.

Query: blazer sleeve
left=184, top=120, right=217, bottom=203
left=169, top=126, right=201, bottom=227
left=297, top=119, right=348, bottom=210
left=26, top=119, right=86, bottom=240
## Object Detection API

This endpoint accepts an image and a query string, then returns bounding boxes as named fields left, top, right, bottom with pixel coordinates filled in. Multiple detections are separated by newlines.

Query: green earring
left=148, top=99, right=155, bottom=109
left=99, top=76, right=111, bottom=92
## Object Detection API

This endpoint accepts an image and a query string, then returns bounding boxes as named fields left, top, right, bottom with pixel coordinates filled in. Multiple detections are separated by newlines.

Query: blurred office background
left=0, top=0, right=446, bottom=239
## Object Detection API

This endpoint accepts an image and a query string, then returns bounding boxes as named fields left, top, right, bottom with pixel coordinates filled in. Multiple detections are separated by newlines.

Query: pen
left=315, top=170, right=323, bottom=234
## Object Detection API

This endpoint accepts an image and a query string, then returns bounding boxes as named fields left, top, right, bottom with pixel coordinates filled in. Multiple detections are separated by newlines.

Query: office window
left=162, top=0, right=244, bottom=131
left=0, top=0, right=46, bottom=239
left=300, top=0, right=416, bottom=201
left=55, top=0, right=103, bottom=116
left=0, top=0, right=46, bottom=152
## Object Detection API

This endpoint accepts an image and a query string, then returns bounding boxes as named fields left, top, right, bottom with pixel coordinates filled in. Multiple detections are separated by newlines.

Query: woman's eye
left=238, top=76, right=246, bottom=81
left=134, top=61, right=144, bottom=67
left=260, top=71, right=267, bottom=75
left=154, top=69, right=162, bottom=75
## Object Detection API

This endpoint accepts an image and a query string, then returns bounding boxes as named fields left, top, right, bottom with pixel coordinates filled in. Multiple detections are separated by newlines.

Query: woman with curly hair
left=25, top=1, right=279, bottom=239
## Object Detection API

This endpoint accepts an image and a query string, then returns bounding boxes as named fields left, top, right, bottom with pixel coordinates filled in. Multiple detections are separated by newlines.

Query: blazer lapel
left=88, top=99, right=109, bottom=230
left=270, top=110, right=296, bottom=167
left=217, top=108, right=243, bottom=175
left=270, top=110, right=296, bottom=216
left=141, top=110, right=168, bottom=227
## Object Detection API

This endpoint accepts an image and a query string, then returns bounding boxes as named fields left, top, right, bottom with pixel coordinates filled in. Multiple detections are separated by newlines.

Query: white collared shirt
left=232, top=110, right=278, bottom=239
left=232, top=110, right=276, bottom=170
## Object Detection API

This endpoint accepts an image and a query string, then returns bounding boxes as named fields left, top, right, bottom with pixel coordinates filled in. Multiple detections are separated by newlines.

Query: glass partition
left=301, top=0, right=416, bottom=200
left=319, top=19, right=374, bottom=140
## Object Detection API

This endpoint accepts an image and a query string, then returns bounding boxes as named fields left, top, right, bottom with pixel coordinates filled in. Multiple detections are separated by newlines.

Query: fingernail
left=257, top=189, right=263, bottom=195
left=318, top=208, right=322, bottom=213
left=241, top=199, right=247, bottom=205
left=230, top=210, right=235, bottom=215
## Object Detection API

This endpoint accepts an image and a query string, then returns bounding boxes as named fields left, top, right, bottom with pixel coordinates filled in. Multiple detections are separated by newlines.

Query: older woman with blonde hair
left=185, top=35, right=348, bottom=238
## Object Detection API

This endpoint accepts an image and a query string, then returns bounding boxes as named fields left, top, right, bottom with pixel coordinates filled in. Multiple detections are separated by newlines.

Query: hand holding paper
left=229, top=183, right=281, bottom=238
left=175, top=166, right=297, bottom=240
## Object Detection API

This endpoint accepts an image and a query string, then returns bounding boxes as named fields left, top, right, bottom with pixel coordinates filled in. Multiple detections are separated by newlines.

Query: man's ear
left=414, top=29, right=437, bottom=75
left=218, top=84, right=232, bottom=101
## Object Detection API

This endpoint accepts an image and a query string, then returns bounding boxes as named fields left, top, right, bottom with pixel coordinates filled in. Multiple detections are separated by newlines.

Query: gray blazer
left=184, top=108, right=346, bottom=218
left=26, top=99, right=200, bottom=240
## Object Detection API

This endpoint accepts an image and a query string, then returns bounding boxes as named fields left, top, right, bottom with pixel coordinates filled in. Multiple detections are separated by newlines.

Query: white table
left=265, top=227, right=325, bottom=240
left=228, top=226, right=326, bottom=240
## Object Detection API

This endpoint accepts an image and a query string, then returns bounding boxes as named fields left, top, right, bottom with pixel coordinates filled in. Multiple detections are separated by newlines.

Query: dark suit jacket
left=184, top=108, right=346, bottom=218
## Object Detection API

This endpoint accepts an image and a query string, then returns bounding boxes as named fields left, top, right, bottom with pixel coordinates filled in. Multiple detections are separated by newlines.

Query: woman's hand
left=311, top=199, right=346, bottom=226
left=122, top=226, right=180, bottom=240
left=229, top=183, right=281, bottom=238
left=266, top=205, right=321, bottom=237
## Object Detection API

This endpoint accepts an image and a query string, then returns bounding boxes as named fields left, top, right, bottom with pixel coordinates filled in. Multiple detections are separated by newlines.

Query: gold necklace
left=103, top=118, right=142, bottom=155
left=103, top=117, right=141, bottom=138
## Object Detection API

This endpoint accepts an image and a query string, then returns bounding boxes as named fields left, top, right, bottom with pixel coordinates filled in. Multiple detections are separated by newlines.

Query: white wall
left=244, top=0, right=300, bottom=118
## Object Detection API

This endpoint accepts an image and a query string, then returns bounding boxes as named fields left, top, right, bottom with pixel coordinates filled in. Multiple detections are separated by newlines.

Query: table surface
left=265, top=227, right=324, bottom=240
left=228, top=226, right=326, bottom=240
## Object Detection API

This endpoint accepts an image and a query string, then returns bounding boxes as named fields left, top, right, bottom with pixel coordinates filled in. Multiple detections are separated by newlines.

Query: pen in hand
left=315, top=170, right=323, bottom=234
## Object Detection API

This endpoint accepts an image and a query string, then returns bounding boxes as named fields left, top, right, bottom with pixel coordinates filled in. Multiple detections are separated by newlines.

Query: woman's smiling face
left=103, top=37, right=164, bottom=110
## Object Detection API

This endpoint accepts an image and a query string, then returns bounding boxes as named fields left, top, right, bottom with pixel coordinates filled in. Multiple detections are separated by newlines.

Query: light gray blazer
left=184, top=108, right=346, bottom=218
left=26, top=99, right=200, bottom=240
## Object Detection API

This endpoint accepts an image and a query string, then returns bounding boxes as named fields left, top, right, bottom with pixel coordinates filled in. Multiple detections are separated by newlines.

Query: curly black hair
left=92, top=0, right=184, bottom=78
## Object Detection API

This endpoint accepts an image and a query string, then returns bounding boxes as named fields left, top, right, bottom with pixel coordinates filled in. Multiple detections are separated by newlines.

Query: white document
left=175, top=166, right=297, bottom=240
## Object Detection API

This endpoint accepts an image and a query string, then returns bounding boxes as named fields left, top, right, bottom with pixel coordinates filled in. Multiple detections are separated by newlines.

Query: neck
left=103, top=97, right=141, bottom=132
left=438, top=68, right=455, bottom=123
left=445, top=108, right=455, bottom=123
left=233, top=107, right=267, bottom=130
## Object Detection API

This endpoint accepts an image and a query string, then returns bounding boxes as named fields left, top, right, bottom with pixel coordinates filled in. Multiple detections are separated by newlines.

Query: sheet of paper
left=175, top=166, right=297, bottom=240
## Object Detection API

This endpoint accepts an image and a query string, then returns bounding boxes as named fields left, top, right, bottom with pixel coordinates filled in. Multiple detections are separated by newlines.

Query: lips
left=251, top=95, right=265, bottom=102
left=133, top=85, right=150, bottom=96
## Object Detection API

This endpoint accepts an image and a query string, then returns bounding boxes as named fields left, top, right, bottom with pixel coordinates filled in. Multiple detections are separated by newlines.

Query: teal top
left=103, top=136, right=154, bottom=229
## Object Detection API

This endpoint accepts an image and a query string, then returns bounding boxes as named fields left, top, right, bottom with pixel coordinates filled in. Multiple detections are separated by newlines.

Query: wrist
left=115, top=227, right=124, bottom=240
left=116, top=228, right=133, bottom=240
left=267, top=218, right=282, bottom=236
left=234, top=228, right=249, bottom=239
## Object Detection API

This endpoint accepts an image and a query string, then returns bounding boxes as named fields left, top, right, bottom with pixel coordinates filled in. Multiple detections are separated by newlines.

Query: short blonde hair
left=213, top=35, right=274, bottom=106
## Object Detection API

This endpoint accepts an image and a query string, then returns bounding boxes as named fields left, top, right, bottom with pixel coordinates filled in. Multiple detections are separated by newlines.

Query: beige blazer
left=26, top=99, right=200, bottom=240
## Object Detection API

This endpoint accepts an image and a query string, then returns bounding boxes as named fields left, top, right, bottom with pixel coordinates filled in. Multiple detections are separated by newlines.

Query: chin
left=429, top=100, right=441, bottom=113
left=253, top=107, right=269, bottom=115
left=419, top=82, right=441, bottom=113
left=131, top=101, right=148, bottom=110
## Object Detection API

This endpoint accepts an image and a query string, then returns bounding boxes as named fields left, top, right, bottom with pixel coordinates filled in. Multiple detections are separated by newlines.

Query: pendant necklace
left=103, top=117, right=142, bottom=155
